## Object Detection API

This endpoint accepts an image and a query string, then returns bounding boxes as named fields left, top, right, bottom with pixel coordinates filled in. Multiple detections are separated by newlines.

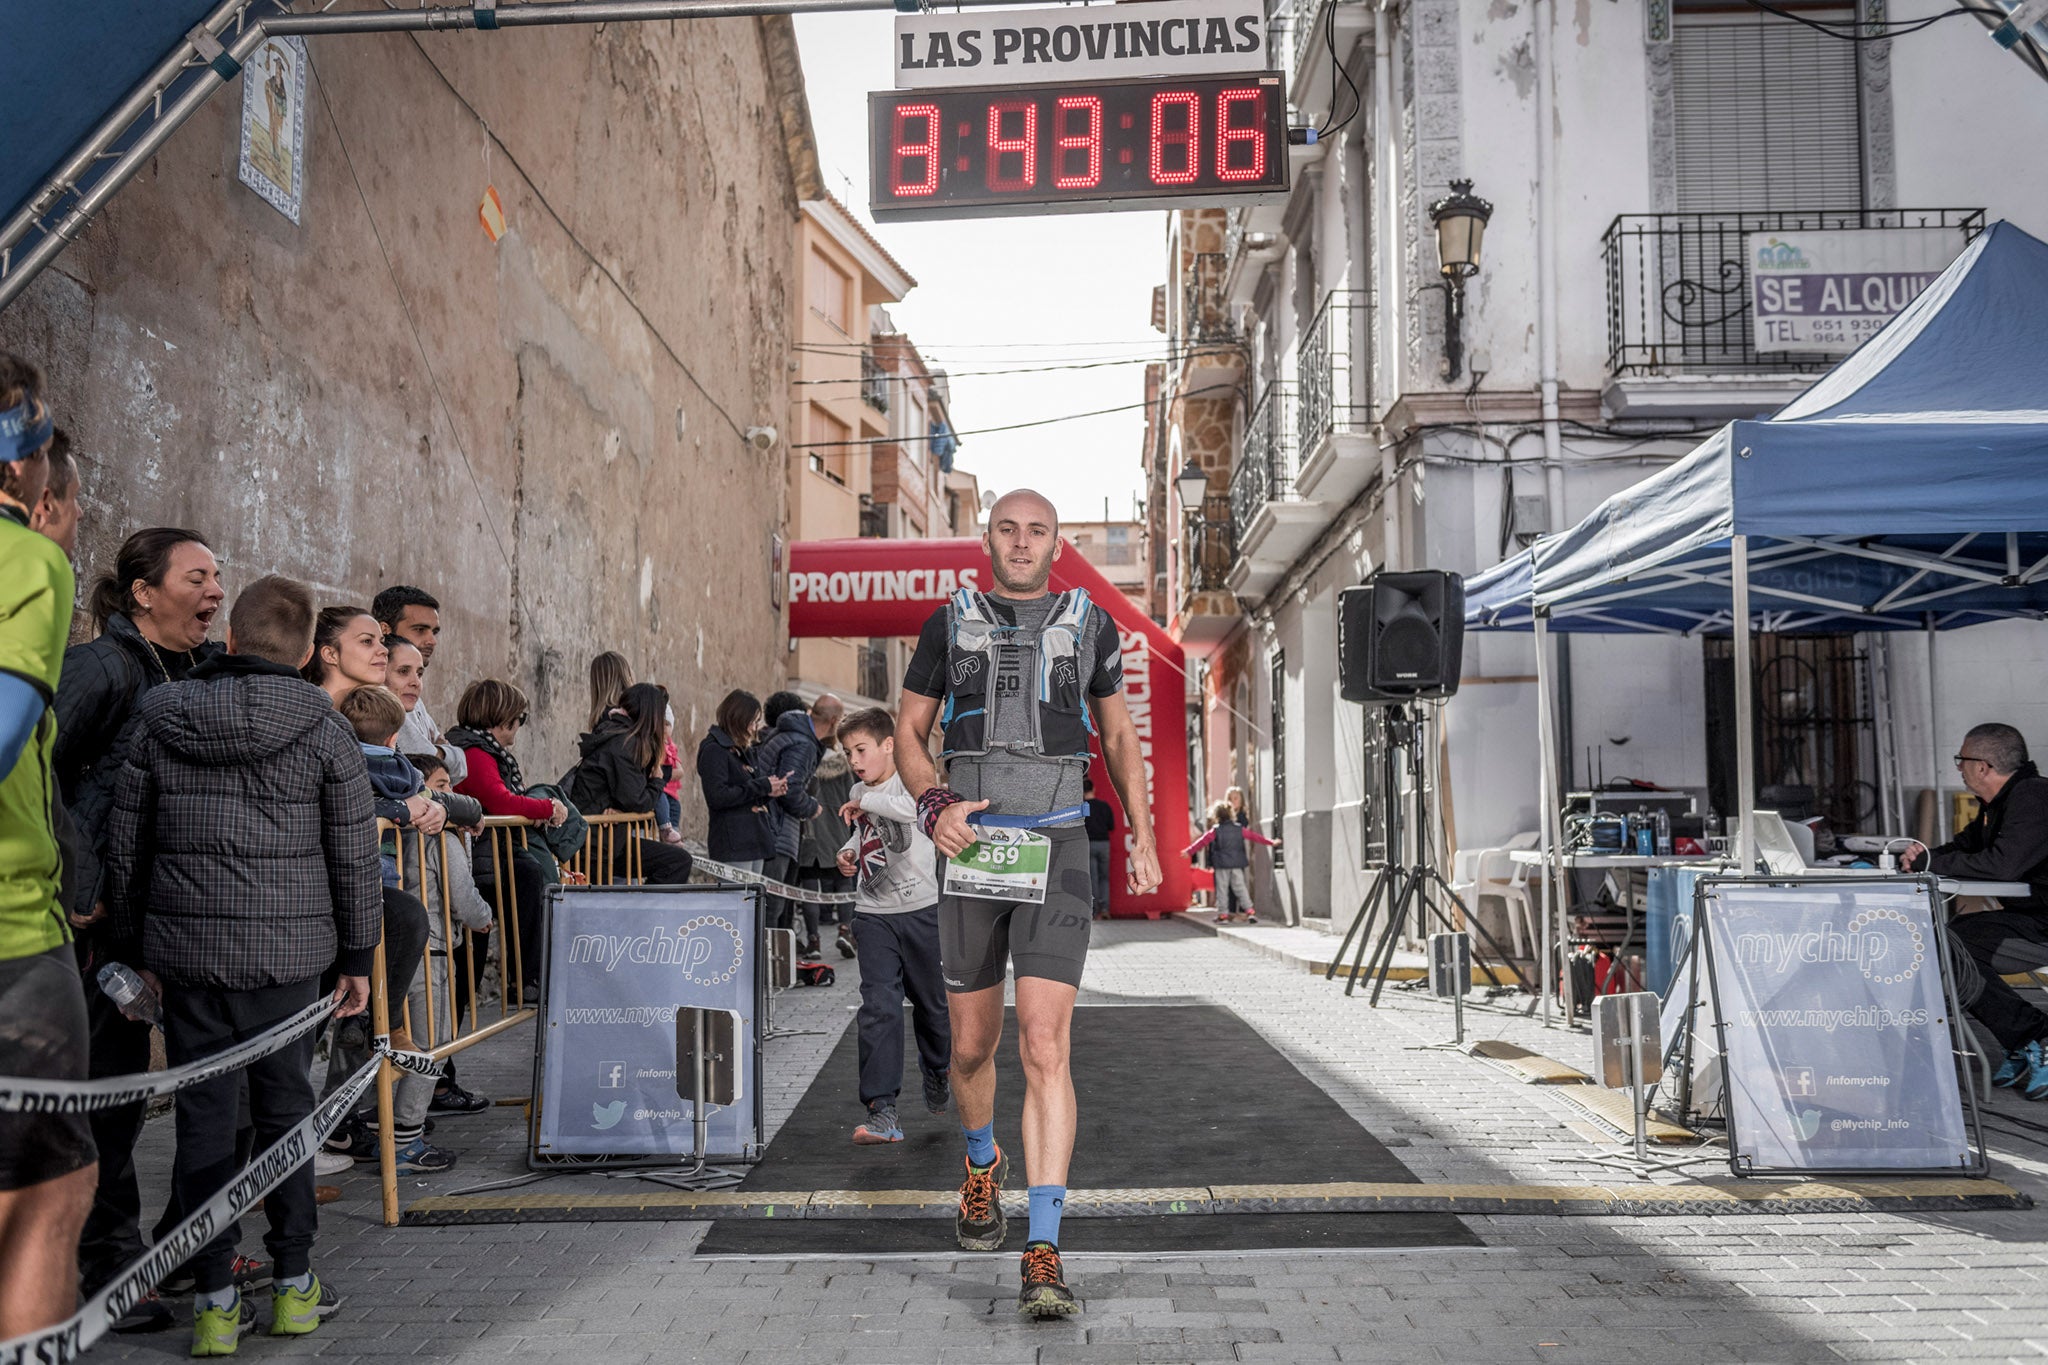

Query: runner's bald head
left=988, top=488, right=1059, bottom=535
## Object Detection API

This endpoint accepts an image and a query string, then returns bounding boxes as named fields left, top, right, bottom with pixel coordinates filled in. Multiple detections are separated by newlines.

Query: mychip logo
left=1732, top=911, right=1926, bottom=986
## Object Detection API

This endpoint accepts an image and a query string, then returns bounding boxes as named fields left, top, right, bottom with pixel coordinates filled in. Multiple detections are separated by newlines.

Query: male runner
left=897, top=488, right=1160, bottom=1318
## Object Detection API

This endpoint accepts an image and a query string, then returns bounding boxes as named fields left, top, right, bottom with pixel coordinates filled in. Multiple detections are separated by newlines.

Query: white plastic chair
left=1451, top=832, right=1541, bottom=958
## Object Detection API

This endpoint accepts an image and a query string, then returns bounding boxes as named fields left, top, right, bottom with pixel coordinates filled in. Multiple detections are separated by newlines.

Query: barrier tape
left=683, top=844, right=857, bottom=906
left=0, top=1054, right=382, bottom=1365
left=0, top=999, right=443, bottom=1114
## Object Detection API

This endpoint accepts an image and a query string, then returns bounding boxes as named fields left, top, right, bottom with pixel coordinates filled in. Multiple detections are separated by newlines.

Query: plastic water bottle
left=1654, top=808, right=1672, bottom=856
left=98, top=962, right=161, bottom=1026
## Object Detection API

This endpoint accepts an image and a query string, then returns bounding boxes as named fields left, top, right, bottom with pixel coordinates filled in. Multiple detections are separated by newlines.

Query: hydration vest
left=939, top=588, right=1096, bottom=763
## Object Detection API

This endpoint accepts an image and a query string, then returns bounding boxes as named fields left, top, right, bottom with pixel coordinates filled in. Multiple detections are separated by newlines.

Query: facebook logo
left=598, top=1061, right=625, bottom=1090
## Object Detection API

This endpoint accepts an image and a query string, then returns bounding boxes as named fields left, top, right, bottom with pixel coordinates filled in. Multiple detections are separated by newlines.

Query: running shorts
left=0, top=943, right=97, bottom=1190
left=938, top=826, right=1093, bottom=992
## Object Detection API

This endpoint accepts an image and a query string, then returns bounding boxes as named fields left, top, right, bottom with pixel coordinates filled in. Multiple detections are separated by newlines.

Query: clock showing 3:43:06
left=868, top=72, right=1289, bottom=222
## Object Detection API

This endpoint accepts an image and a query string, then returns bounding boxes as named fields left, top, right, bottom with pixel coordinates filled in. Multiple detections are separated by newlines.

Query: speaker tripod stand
left=1324, top=704, right=1537, bottom=1007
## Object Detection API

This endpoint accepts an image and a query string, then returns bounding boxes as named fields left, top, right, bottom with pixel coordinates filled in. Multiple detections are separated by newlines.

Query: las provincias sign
left=891, top=0, right=1268, bottom=89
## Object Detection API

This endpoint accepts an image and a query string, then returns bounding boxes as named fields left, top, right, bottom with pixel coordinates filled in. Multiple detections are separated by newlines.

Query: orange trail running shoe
left=955, top=1145, right=1009, bottom=1251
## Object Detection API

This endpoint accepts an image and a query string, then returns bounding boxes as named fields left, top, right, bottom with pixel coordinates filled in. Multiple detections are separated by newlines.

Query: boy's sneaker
left=190, top=1293, right=253, bottom=1356
left=1018, top=1241, right=1079, bottom=1317
left=1244, top=911, right=1260, bottom=925
left=321, top=1119, right=379, bottom=1164
left=269, top=1276, right=342, bottom=1337
left=922, top=1071, right=951, bottom=1115
left=1996, top=1039, right=2045, bottom=1089
left=956, top=1146, right=1009, bottom=1251
left=314, top=1149, right=353, bottom=1177
left=800, top=938, right=824, bottom=961
left=852, top=1103, right=903, bottom=1144
left=430, top=1081, right=490, bottom=1114
left=393, top=1136, right=458, bottom=1173
left=836, top=927, right=857, bottom=959
left=1214, top=911, right=1232, bottom=924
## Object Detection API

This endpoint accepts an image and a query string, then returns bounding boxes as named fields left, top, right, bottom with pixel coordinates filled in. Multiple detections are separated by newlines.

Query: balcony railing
left=1224, top=208, right=1247, bottom=266
left=1601, top=209, right=1984, bottom=376
left=1231, top=380, right=1298, bottom=548
left=1183, top=492, right=1235, bottom=599
left=1296, top=289, right=1371, bottom=456
left=1181, top=251, right=1235, bottom=346
left=860, top=350, right=890, bottom=411
left=857, top=642, right=890, bottom=700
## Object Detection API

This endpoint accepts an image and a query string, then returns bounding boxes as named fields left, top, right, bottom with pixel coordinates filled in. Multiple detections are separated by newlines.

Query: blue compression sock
left=1027, top=1185, right=1067, bottom=1247
left=963, top=1120, right=997, bottom=1168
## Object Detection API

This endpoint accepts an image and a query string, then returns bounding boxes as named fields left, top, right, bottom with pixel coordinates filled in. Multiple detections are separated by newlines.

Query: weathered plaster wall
left=2, top=20, right=806, bottom=827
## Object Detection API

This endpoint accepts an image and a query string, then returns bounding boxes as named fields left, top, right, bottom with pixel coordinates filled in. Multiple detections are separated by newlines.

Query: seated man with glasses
left=1901, top=723, right=2048, bottom=1097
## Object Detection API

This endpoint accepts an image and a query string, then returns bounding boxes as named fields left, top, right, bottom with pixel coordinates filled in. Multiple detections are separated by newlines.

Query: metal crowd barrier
left=366, top=810, right=665, bottom=1224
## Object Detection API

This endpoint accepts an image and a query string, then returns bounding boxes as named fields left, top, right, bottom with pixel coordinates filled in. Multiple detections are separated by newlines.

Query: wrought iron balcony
left=1296, top=289, right=1371, bottom=456
left=1231, top=380, right=1298, bottom=550
left=1182, top=492, right=1235, bottom=600
left=860, top=349, right=890, bottom=411
left=1180, top=251, right=1236, bottom=346
left=1601, top=209, right=1983, bottom=376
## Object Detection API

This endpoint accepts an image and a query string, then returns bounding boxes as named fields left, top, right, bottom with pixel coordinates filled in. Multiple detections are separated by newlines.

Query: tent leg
left=1732, top=535, right=1757, bottom=872
left=1926, top=613, right=1942, bottom=834
left=1535, top=615, right=1557, bottom=1027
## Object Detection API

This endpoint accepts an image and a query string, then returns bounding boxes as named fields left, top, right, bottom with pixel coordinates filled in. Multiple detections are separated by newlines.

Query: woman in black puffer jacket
left=51, top=528, right=223, bottom=1299
left=564, top=683, right=694, bottom=885
left=695, top=689, right=785, bottom=872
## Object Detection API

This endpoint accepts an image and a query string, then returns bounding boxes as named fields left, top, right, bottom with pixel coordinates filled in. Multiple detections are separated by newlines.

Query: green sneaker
left=190, top=1293, right=252, bottom=1357
left=269, top=1275, right=342, bottom=1336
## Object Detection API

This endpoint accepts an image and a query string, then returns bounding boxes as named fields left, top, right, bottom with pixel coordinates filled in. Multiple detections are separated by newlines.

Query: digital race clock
left=868, top=73, right=1288, bottom=222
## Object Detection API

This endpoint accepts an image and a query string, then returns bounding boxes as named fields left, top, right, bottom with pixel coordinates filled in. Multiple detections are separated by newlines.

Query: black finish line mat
left=699, top=1003, right=1476, bottom=1254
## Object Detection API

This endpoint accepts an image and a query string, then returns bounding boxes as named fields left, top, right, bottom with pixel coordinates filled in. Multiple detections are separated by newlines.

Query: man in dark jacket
left=103, top=575, right=379, bottom=1351
left=1905, top=723, right=2048, bottom=1100
left=755, top=691, right=824, bottom=943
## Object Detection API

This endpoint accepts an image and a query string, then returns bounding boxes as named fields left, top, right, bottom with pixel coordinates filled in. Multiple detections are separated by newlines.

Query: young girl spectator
left=658, top=703, right=684, bottom=844
left=448, top=678, right=565, bottom=995
left=565, top=682, right=695, bottom=885
left=1184, top=800, right=1281, bottom=924
left=696, top=689, right=785, bottom=874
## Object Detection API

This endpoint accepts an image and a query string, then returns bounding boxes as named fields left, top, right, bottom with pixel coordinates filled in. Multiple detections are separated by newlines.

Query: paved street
left=93, top=917, right=2048, bottom=1364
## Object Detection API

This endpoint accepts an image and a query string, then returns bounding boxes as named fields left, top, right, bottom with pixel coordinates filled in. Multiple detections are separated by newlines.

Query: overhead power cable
left=789, top=384, right=1238, bottom=449
left=1740, top=0, right=2009, bottom=39
left=792, top=352, right=1205, bottom=385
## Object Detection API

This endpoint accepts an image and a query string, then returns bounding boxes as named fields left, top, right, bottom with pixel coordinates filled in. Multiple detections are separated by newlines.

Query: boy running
left=834, top=707, right=950, bottom=1145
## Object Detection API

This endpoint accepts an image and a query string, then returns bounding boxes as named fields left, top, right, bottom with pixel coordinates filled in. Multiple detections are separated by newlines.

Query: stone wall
left=1, top=20, right=812, bottom=831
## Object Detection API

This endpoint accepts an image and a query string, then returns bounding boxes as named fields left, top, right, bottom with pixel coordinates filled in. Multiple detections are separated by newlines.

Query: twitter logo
left=592, top=1100, right=626, bottom=1130
left=1791, top=1108, right=1821, bottom=1141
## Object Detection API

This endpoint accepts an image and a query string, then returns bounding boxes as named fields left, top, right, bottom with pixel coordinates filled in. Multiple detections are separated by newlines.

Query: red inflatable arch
left=788, top=538, right=1193, bottom=918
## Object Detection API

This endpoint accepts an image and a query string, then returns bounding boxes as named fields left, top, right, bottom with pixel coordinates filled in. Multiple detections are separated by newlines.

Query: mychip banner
left=533, top=886, right=764, bottom=1163
left=1699, top=877, right=1982, bottom=1176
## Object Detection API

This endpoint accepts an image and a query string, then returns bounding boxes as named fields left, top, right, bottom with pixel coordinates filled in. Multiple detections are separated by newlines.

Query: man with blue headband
left=0, top=352, right=98, bottom=1342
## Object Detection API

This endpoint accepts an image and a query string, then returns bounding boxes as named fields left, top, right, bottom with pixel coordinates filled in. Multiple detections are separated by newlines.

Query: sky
left=794, top=11, right=1166, bottom=526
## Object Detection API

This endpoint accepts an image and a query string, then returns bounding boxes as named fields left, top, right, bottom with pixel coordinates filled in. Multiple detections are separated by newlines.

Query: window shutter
left=1671, top=11, right=1864, bottom=212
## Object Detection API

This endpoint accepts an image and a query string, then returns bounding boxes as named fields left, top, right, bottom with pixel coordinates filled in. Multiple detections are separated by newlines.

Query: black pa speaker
left=1338, top=570, right=1465, bottom=702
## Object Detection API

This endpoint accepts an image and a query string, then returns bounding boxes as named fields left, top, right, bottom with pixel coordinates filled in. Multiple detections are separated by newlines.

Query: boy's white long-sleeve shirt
left=838, top=771, right=940, bottom=914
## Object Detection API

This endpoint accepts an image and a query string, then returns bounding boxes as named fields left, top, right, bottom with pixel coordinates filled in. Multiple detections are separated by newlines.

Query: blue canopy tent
left=1463, top=220, right=2048, bottom=1020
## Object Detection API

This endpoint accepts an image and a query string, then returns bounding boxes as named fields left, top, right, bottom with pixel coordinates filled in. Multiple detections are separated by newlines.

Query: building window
left=1268, top=650, right=1286, bottom=864
left=810, top=248, right=852, bottom=331
left=809, top=404, right=851, bottom=485
left=1671, top=1, right=1863, bottom=211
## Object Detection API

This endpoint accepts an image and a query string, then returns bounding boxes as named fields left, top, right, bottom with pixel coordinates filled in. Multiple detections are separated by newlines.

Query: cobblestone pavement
left=90, top=917, right=2048, bottom=1364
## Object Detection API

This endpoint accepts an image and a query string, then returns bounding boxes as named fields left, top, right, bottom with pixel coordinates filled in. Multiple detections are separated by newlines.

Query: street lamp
left=1174, top=457, right=1209, bottom=510
left=1427, top=178, right=1493, bottom=385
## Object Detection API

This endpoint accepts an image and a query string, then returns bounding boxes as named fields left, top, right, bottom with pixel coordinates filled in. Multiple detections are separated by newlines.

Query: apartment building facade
left=1151, top=0, right=2048, bottom=926
left=787, top=195, right=966, bottom=702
